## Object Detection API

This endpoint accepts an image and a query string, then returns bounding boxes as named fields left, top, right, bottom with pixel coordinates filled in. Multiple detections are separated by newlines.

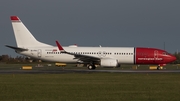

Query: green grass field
left=0, top=73, right=180, bottom=101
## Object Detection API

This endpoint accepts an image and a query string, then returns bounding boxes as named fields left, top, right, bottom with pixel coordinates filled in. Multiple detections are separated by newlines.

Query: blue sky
left=1, top=0, right=180, bottom=57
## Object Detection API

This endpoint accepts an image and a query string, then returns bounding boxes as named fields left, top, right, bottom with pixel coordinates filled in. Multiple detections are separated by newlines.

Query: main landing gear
left=87, top=64, right=96, bottom=70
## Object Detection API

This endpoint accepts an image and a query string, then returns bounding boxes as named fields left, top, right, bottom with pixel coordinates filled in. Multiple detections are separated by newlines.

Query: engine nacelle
left=100, top=59, right=118, bottom=67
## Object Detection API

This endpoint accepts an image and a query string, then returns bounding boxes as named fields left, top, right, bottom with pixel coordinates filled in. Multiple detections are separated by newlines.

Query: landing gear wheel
left=87, top=65, right=96, bottom=70
left=88, top=65, right=93, bottom=70
left=92, top=65, right=96, bottom=69
left=157, top=66, right=161, bottom=70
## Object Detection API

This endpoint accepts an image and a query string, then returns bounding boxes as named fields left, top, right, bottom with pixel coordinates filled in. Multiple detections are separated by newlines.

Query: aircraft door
left=154, top=50, right=158, bottom=63
left=154, top=50, right=158, bottom=58
left=37, top=49, right=42, bottom=58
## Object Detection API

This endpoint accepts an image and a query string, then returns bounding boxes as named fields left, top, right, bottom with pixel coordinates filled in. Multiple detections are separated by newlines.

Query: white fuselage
left=18, top=46, right=135, bottom=64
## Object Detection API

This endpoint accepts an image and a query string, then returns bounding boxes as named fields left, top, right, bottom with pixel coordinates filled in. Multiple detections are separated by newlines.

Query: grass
left=0, top=73, right=180, bottom=101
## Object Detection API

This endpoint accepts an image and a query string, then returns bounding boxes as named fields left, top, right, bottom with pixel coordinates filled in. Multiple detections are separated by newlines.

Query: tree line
left=0, top=55, right=40, bottom=63
left=173, top=52, right=180, bottom=64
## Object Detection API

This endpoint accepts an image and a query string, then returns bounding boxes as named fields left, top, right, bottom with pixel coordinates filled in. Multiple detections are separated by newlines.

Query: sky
left=1, top=0, right=180, bottom=57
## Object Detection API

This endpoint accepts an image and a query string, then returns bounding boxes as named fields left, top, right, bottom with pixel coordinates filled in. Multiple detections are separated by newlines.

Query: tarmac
left=0, top=69, right=180, bottom=74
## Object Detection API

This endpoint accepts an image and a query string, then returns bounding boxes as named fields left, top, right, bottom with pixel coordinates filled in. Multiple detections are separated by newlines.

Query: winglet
left=11, top=16, right=21, bottom=22
left=56, top=41, right=66, bottom=52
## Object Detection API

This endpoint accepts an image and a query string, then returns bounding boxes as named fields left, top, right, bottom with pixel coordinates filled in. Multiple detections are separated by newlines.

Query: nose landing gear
left=157, top=66, right=161, bottom=70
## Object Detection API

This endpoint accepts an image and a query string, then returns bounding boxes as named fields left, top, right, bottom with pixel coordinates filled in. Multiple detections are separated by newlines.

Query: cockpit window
left=162, top=52, right=167, bottom=55
left=162, top=52, right=170, bottom=55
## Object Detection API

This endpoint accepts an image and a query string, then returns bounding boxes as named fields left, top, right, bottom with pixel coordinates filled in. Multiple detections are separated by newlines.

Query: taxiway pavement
left=0, top=69, right=180, bottom=74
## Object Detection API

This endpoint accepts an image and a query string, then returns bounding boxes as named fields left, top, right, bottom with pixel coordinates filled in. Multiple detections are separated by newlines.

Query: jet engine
left=100, top=58, right=118, bottom=67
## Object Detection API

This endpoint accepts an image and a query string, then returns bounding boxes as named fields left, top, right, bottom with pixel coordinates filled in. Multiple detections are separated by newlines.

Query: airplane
left=6, top=16, right=176, bottom=70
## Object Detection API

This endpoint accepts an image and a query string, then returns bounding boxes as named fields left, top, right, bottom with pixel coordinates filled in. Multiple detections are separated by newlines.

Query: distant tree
left=0, top=55, right=2, bottom=61
left=1, top=55, right=9, bottom=62
left=173, top=52, right=180, bottom=64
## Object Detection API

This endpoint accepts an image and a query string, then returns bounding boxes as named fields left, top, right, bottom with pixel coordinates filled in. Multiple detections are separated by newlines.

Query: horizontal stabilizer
left=5, top=45, right=28, bottom=51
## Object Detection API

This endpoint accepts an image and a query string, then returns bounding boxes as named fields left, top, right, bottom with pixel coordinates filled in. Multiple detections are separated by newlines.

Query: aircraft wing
left=5, top=45, right=28, bottom=51
left=55, top=41, right=100, bottom=63
left=72, top=53, right=100, bottom=63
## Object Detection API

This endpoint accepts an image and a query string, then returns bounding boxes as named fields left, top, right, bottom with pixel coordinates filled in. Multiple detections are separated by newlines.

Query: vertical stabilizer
left=10, top=16, right=52, bottom=48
